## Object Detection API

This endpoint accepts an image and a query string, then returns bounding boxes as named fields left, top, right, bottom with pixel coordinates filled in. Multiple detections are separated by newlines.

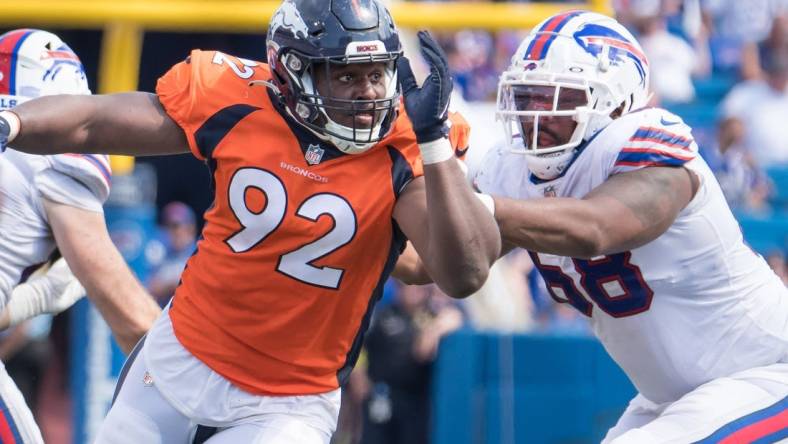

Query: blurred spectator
left=713, top=117, right=772, bottom=211
left=720, top=43, right=788, bottom=166
left=625, top=0, right=710, bottom=103
left=441, top=30, right=499, bottom=101
left=358, top=283, right=463, bottom=444
left=462, top=249, right=535, bottom=333
left=701, top=0, right=786, bottom=72
left=333, top=360, right=368, bottom=444
left=741, top=15, right=787, bottom=80
left=146, top=201, right=197, bottom=306
left=529, top=274, right=592, bottom=335
left=616, top=0, right=705, bottom=40
left=0, top=316, right=53, bottom=419
left=766, top=250, right=788, bottom=284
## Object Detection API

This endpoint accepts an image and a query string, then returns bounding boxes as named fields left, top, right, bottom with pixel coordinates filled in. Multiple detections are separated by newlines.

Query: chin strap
left=248, top=80, right=282, bottom=97
left=525, top=148, right=577, bottom=181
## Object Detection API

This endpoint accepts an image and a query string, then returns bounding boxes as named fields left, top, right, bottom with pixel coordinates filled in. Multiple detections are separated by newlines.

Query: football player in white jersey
left=395, top=11, right=788, bottom=443
left=0, top=29, right=161, bottom=443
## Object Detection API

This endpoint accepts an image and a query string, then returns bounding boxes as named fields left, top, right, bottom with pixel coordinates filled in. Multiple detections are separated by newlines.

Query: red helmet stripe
left=526, top=11, right=577, bottom=60
left=0, top=29, right=35, bottom=95
left=42, top=49, right=81, bottom=62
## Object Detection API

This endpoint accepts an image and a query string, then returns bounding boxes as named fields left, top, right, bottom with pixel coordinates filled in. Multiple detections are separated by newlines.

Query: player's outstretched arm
left=1, top=92, right=189, bottom=156
left=44, top=199, right=161, bottom=354
left=394, top=31, right=499, bottom=298
left=396, top=177, right=501, bottom=298
left=494, top=166, right=699, bottom=258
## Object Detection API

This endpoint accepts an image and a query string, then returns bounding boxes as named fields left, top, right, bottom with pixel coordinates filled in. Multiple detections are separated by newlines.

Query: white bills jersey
left=0, top=149, right=110, bottom=304
left=472, top=108, right=788, bottom=404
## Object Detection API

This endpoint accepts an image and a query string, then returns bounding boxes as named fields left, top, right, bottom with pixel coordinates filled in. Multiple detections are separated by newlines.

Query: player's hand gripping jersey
left=473, top=108, right=788, bottom=404
left=156, top=50, right=468, bottom=395
left=0, top=150, right=110, bottom=302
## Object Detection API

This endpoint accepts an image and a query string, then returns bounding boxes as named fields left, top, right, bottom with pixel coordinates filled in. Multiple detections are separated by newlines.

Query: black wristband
left=415, top=122, right=449, bottom=145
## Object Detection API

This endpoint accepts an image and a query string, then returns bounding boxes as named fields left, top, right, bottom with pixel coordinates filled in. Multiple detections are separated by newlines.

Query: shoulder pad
left=156, top=50, right=269, bottom=161
left=47, top=154, right=112, bottom=203
left=611, top=108, right=698, bottom=171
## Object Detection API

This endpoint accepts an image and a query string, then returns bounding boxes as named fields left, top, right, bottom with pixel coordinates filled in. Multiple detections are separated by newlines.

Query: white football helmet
left=496, top=11, right=650, bottom=180
left=0, top=29, right=90, bottom=110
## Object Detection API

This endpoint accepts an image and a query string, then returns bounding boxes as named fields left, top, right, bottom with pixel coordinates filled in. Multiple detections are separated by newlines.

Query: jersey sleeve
left=34, top=154, right=112, bottom=213
left=608, top=110, right=699, bottom=176
left=447, top=111, right=470, bottom=160
left=469, top=142, right=509, bottom=195
left=156, top=54, right=198, bottom=157
left=156, top=50, right=264, bottom=161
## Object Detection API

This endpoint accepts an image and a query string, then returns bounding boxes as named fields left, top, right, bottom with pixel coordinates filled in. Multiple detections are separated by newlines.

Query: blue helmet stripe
left=536, top=10, right=584, bottom=60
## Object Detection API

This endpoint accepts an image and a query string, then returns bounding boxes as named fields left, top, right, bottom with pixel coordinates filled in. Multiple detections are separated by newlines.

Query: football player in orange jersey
left=0, top=0, right=500, bottom=442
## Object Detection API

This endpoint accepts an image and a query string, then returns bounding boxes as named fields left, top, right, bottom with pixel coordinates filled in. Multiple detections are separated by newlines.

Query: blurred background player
left=146, top=201, right=198, bottom=306
left=0, top=0, right=500, bottom=442
left=398, top=10, right=788, bottom=443
left=0, top=28, right=162, bottom=444
left=356, top=282, right=463, bottom=444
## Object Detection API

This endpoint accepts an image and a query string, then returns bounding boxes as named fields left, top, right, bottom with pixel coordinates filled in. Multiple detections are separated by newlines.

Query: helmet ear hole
left=610, top=103, right=626, bottom=119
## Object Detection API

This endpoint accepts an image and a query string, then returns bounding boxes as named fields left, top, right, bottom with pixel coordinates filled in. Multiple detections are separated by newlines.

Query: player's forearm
left=76, top=241, right=160, bottom=353
left=422, top=159, right=500, bottom=297
left=47, top=202, right=162, bottom=353
left=11, top=93, right=189, bottom=156
left=86, top=269, right=161, bottom=354
left=493, top=195, right=609, bottom=259
left=11, top=94, right=109, bottom=154
left=500, top=167, right=696, bottom=258
left=73, top=245, right=160, bottom=353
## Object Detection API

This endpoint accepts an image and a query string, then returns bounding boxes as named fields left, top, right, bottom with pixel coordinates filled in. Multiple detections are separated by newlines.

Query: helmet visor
left=499, top=83, right=589, bottom=151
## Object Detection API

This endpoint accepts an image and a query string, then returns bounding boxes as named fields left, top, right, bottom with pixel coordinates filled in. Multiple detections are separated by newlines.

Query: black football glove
left=398, top=30, right=453, bottom=144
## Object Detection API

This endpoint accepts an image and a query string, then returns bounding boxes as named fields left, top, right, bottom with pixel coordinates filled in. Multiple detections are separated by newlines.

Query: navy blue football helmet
left=267, top=0, right=402, bottom=154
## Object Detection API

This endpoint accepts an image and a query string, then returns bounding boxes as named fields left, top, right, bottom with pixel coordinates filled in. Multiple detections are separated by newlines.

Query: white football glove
left=6, top=258, right=85, bottom=327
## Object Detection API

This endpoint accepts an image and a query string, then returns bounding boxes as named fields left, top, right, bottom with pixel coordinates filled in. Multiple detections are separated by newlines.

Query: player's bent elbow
left=396, top=272, right=433, bottom=286
left=569, top=226, right=608, bottom=259
left=437, top=266, right=490, bottom=299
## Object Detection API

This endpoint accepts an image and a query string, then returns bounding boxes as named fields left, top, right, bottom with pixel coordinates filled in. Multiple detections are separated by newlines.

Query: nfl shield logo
left=543, top=185, right=557, bottom=198
left=305, top=144, right=324, bottom=165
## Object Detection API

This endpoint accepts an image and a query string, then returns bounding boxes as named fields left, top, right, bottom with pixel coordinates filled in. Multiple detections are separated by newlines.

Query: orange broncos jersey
left=156, top=50, right=469, bottom=396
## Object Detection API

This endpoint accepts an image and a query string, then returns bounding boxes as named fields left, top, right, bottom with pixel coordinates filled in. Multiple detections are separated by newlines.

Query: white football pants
left=604, top=363, right=788, bottom=443
left=94, top=308, right=340, bottom=444
left=0, top=360, right=43, bottom=444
